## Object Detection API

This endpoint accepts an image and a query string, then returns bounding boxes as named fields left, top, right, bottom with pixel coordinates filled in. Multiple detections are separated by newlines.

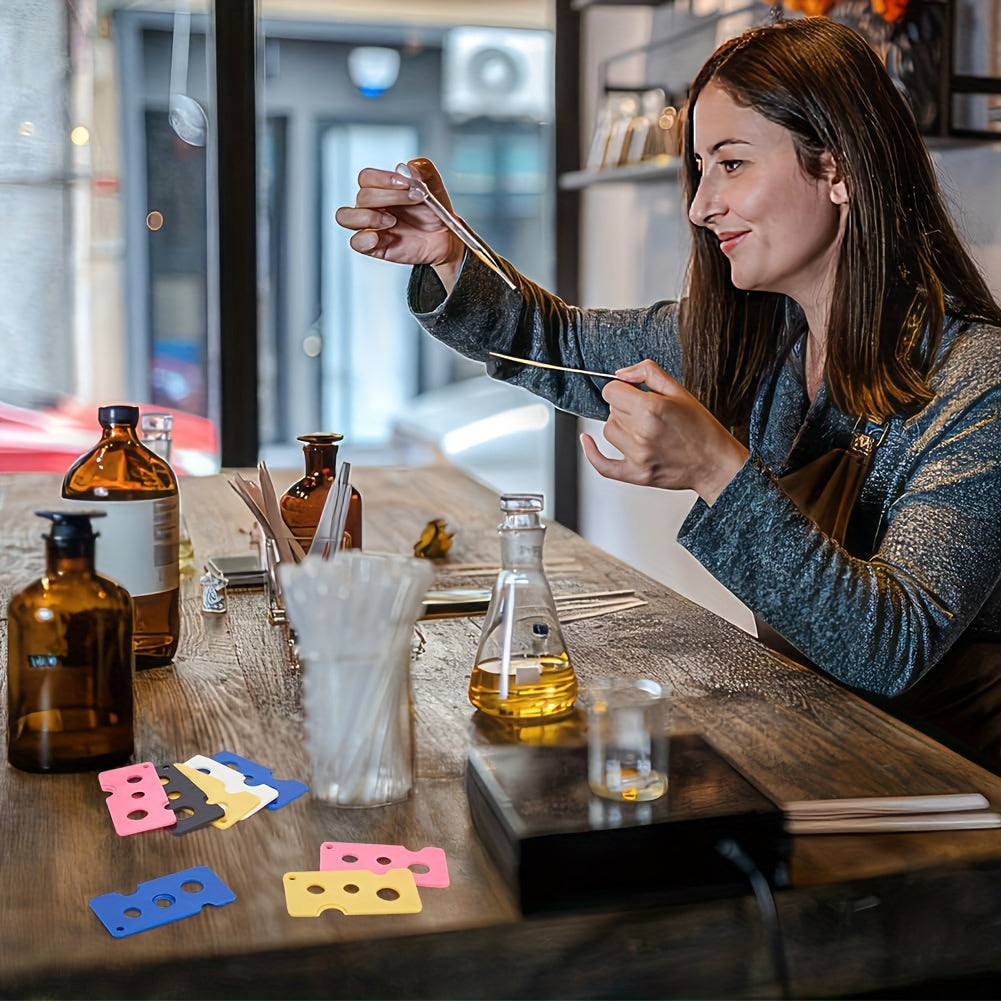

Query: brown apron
left=756, top=431, right=1001, bottom=773
left=755, top=432, right=874, bottom=660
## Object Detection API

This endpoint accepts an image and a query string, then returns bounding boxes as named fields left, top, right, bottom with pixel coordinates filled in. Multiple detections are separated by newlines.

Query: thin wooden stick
left=555, top=589, right=636, bottom=603
left=559, top=598, right=647, bottom=623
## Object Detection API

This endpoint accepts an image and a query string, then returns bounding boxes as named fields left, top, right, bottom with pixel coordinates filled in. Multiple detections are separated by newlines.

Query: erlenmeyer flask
left=469, top=493, right=577, bottom=721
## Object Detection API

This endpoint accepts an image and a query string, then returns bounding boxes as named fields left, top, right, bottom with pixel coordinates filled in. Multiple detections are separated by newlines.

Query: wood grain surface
left=2, top=466, right=1001, bottom=999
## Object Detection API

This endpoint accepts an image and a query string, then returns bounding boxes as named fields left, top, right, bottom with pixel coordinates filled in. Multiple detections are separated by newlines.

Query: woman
left=336, top=16, right=1001, bottom=769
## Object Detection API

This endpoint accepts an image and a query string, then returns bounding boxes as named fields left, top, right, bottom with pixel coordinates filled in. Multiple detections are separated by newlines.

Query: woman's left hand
left=579, top=359, right=749, bottom=505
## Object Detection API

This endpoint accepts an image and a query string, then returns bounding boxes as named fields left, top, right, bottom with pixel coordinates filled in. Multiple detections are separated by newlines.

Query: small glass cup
left=586, top=678, right=668, bottom=803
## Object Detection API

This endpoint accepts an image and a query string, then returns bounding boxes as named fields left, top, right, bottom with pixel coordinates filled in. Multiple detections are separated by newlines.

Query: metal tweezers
left=395, top=162, right=517, bottom=290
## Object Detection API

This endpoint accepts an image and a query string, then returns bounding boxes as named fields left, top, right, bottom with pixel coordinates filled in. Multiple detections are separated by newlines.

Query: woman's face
left=688, top=81, right=847, bottom=311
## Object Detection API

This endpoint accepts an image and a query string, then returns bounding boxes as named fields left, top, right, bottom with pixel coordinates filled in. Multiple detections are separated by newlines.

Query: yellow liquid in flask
left=469, top=651, right=577, bottom=721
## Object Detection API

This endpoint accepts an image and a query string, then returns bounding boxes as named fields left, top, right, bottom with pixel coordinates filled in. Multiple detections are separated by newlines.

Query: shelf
left=558, top=135, right=1001, bottom=195
left=571, top=0, right=673, bottom=8
left=559, top=158, right=680, bottom=189
left=925, top=132, right=1001, bottom=149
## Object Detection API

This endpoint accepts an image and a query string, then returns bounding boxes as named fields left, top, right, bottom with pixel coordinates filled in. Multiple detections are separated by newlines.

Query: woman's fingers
left=348, top=228, right=388, bottom=257
left=612, top=358, right=677, bottom=393
left=334, top=206, right=397, bottom=234
left=334, top=159, right=460, bottom=268
left=579, top=433, right=627, bottom=481
left=405, top=158, right=454, bottom=209
left=356, top=165, right=410, bottom=188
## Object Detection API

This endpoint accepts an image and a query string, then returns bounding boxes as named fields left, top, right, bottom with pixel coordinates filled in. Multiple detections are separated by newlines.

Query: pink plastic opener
left=99, top=761, right=176, bottom=836
left=320, top=841, right=449, bottom=888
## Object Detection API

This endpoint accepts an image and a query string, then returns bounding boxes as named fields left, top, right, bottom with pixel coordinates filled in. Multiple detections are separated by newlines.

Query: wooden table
left=3, top=466, right=1001, bottom=999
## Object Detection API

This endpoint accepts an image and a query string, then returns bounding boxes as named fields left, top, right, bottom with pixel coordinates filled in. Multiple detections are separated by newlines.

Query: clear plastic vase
left=280, top=550, right=432, bottom=807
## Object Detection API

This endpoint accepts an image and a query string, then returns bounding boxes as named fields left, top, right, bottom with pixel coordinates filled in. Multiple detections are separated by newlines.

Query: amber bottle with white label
left=62, top=404, right=180, bottom=669
left=7, top=510, right=134, bottom=772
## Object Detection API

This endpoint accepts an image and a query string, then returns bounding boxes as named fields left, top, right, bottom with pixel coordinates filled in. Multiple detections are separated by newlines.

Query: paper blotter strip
left=283, top=869, right=422, bottom=916
left=89, top=866, right=235, bottom=937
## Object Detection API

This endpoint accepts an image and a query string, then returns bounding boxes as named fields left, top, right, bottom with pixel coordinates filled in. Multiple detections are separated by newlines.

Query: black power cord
left=715, top=837, right=791, bottom=1000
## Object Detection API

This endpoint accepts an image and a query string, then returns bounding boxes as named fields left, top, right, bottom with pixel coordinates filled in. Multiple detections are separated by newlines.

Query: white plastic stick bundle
left=308, top=461, right=353, bottom=559
left=280, top=550, right=432, bottom=807
left=227, top=463, right=305, bottom=564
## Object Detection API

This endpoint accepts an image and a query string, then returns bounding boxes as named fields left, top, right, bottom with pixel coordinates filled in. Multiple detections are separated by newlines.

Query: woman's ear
left=821, top=150, right=849, bottom=206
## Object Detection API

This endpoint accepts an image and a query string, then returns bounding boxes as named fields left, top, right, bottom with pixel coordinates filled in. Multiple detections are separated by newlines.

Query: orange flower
left=776, top=0, right=910, bottom=22
left=780, top=0, right=840, bottom=14
left=870, top=0, right=909, bottom=21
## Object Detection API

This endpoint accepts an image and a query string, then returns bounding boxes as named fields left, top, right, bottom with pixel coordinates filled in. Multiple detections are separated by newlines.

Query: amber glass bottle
left=279, top=432, right=362, bottom=552
left=7, top=510, right=134, bottom=772
left=62, top=404, right=180, bottom=669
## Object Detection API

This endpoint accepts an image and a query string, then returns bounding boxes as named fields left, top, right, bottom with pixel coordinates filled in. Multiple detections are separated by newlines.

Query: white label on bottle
left=65, top=497, right=180, bottom=596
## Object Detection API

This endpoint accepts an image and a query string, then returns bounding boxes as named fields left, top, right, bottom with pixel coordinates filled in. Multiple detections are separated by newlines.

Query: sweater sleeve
left=679, top=380, right=1001, bottom=698
left=408, top=251, right=684, bottom=421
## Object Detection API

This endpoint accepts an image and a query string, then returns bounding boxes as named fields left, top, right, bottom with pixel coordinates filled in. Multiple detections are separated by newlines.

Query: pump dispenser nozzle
left=36, top=509, right=106, bottom=540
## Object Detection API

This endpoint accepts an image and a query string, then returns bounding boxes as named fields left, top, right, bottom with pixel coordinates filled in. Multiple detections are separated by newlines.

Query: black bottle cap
left=98, top=404, right=140, bottom=427
left=297, top=432, right=344, bottom=445
left=35, top=509, right=106, bottom=541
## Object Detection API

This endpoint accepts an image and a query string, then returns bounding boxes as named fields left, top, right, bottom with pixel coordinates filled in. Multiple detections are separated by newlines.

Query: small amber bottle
left=62, top=405, right=180, bottom=669
left=7, top=510, right=135, bottom=773
left=280, top=432, right=362, bottom=552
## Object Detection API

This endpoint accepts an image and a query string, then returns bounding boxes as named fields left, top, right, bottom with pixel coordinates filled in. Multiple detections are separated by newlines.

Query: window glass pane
left=1, top=1, right=554, bottom=503
left=0, top=1, right=219, bottom=474
left=145, top=106, right=208, bottom=416
left=256, top=4, right=556, bottom=505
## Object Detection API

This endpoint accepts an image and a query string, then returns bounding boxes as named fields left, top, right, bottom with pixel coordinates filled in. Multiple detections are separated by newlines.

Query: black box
left=465, top=733, right=789, bottom=915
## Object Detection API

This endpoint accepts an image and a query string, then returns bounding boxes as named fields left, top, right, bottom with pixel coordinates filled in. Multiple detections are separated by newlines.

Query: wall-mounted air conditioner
left=442, top=27, right=553, bottom=122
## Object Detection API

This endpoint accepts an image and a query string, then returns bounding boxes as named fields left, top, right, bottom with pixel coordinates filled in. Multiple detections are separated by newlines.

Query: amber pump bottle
left=62, top=404, right=180, bottom=669
left=7, top=510, right=135, bottom=772
left=280, top=432, right=362, bottom=552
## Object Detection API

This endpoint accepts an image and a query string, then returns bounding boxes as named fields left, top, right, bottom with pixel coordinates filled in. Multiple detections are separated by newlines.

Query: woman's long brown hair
left=679, top=16, right=1001, bottom=431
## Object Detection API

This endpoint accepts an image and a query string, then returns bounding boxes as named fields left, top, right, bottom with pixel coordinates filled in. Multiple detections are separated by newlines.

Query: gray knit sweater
left=409, top=251, right=1001, bottom=757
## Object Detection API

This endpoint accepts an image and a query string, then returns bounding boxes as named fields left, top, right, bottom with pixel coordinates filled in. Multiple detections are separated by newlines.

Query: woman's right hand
left=334, top=157, right=466, bottom=293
